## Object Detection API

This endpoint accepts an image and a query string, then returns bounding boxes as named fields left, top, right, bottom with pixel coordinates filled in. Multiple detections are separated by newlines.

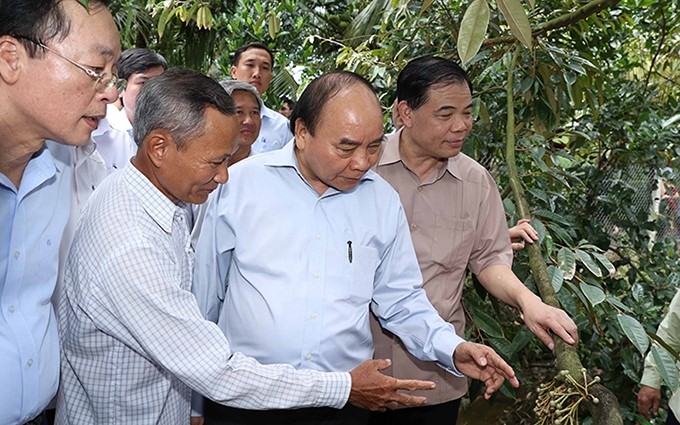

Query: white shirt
left=193, top=143, right=462, bottom=374
left=91, top=104, right=136, bottom=173
left=250, top=105, right=293, bottom=154
left=56, top=164, right=350, bottom=425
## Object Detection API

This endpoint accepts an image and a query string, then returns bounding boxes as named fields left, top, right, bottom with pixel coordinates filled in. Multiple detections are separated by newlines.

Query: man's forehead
left=241, top=48, right=271, bottom=64
left=60, top=0, right=120, bottom=59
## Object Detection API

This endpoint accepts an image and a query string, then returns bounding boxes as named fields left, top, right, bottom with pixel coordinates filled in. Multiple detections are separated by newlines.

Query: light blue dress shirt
left=193, top=142, right=463, bottom=375
left=0, top=142, right=71, bottom=424
left=250, top=105, right=293, bottom=154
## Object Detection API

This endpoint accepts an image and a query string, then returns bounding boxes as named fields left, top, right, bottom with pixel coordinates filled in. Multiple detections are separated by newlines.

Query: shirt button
left=315, top=234, right=321, bottom=240
left=410, top=223, right=418, bottom=231
left=311, top=312, right=317, bottom=319
left=8, top=305, right=15, bottom=313
left=13, top=251, right=20, bottom=259
left=26, top=359, right=33, bottom=367
left=417, top=186, right=423, bottom=192
left=314, top=272, right=320, bottom=279
left=305, top=353, right=312, bottom=360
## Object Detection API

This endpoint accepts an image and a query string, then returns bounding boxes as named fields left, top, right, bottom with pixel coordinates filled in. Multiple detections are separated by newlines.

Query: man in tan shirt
left=369, top=55, right=579, bottom=424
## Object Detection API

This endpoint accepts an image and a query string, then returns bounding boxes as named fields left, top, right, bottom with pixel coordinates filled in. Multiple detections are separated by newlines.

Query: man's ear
left=397, top=100, right=414, bottom=128
left=144, top=129, right=174, bottom=169
left=294, top=119, right=309, bottom=151
left=0, top=36, right=24, bottom=85
left=230, top=65, right=237, bottom=79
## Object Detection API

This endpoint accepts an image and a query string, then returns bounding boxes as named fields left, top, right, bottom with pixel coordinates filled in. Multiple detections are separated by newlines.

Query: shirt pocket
left=431, top=216, right=474, bottom=269
left=345, top=244, right=379, bottom=304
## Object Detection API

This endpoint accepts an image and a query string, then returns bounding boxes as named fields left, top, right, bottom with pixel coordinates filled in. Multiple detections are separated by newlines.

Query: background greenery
left=109, top=0, right=679, bottom=422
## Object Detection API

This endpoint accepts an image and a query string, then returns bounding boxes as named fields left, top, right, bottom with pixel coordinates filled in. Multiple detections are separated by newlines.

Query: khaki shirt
left=371, top=130, right=513, bottom=403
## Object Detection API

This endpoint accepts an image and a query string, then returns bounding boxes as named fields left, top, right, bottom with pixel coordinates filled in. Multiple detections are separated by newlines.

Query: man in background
left=230, top=42, right=293, bottom=153
left=219, top=80, right=262, bottom=166
left=638, top=288, right=680, bottom=424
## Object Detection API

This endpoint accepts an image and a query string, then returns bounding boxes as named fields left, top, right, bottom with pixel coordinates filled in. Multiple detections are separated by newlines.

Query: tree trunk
left=504, top=46, right=623, bottom=425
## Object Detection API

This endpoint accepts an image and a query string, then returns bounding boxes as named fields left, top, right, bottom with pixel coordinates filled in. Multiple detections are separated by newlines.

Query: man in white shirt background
left=230, top=42, right=293, bottom=154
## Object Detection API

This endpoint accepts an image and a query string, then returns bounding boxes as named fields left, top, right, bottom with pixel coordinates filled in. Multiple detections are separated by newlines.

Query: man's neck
left=398, top=129, right=447, bottom=182
left=228, top=146, right=252, bottom=166
left=0, top=123, right=46, bottom=189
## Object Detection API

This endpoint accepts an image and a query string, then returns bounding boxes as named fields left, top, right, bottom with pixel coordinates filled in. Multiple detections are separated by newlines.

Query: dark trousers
left=367, top=399, right=461, bottom=425
left=669, top=409, right=680, bottom=425
left=204, top=399, right=369, bottom=425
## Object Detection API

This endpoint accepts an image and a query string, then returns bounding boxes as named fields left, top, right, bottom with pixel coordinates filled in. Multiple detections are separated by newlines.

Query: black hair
left=290, top=71, right=375, bottom=136
left=1, top=0, right=109, bottom=57
left=233, top=42, right=274, bottom=66
left=396, top=55, right=473, bottom=110
left=116, top=48, right=168, bottom=81
left=134, top=67, right=235, bottom=150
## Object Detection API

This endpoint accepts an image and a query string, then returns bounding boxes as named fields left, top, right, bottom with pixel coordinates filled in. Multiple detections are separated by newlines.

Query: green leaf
left=575, top=249, right=602, bottom=277
left=508, top=327, right=533, bottom=358
left=557, top=247, right=576, bottom=280
left=531, top=218, right=546, bottom=245
left=592, top=252, right=616, bottom=276
left=547, top=265, right=564, bottom=292
left=157, top=5, right=173, bottom=38
left=533, top=209, right=571, bottom=226
left=488, top=337, right=512, bottom=358
left=470, top=309, right=504, bottom=338
left=496, top=0, right=532, bottom=48
left=580, top=282, right=605, bottom=306
left=651, top=346, right=680, bottom=392
left=546, top=223, right=575, bottom=246
left=617, top=314, right=650, bottom=355
left=457, top=0, right=490, bottom=65
left=268, top=12, right=280, bottom=39
left=419, top=0, right=436, bottom=16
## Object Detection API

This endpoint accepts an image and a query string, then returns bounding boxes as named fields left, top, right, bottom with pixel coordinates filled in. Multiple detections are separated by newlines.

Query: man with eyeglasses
left=0, top=1, right=121, bottom=424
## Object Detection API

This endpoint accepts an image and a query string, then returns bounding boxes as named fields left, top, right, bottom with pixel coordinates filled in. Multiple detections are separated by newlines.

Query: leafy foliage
left=111, top=0, right=679, bottom=422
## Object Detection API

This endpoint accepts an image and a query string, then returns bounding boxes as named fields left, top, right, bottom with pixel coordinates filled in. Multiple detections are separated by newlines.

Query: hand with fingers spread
left=508, top=218, right=539, bottom=251
left=348, top=359, right=435, bottom=411
left=637, top=384, right=662, bottom=420
left=453, top=342, right=520, bottom=399
left=521, top=294, right=579, bottom=350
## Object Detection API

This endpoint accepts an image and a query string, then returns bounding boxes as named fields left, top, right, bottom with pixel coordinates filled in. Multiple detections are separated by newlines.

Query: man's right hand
left=637, top=384, right=662, bottom=420
left=348, top=359, right=435, bottom=411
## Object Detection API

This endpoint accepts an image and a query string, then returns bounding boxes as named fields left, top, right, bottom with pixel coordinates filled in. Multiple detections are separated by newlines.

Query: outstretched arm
left=477, top=264, right=579, bottom=350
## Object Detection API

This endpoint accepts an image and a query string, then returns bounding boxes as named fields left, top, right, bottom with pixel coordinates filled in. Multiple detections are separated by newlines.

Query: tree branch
left=484, top=0, right=622, bottom=47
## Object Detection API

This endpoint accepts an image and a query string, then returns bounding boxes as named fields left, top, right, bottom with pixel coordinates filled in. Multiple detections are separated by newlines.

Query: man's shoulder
left=449, top=152, right=494, bottom=183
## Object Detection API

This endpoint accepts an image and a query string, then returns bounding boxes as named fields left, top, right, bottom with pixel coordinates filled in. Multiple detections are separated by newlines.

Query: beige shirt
left=371, top=130, right=513, bottom=403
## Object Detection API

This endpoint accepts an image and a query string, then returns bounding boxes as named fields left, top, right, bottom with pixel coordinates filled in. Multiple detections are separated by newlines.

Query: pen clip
left=347, top=241, right=353, bottom=263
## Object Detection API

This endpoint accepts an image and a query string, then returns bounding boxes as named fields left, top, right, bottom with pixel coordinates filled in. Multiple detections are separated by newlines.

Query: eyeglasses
left=17, top=36, right=125, bottom=93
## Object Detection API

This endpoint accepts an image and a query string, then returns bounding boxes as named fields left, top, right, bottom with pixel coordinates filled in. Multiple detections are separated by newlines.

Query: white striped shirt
left=56, top=164, right=350, bottom=425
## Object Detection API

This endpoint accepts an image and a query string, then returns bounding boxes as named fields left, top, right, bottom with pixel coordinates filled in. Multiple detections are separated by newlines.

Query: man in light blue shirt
left=193, top=71, right=519, bottom=424
left=0, top=0, right=121, bottom=423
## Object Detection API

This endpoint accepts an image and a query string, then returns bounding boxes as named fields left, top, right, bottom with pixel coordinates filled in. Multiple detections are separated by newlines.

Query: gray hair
left=134, top=67, right=235, bottom=150
left=219, top=79, right=263, bottom=111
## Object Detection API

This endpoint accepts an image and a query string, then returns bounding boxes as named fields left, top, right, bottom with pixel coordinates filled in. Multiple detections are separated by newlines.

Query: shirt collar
left=378, top=128, right=463, bottom=181
left=261, top=104, right=276, bottom=119
left=263, top=139, right=376, bottom=184
left=124, top=164, right=184, bottom=234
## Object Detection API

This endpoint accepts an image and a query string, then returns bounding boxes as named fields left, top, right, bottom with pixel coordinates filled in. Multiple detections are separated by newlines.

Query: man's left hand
left=521, top=296, right=578, bottom=350
left=453, top=342, right=520, bottom=399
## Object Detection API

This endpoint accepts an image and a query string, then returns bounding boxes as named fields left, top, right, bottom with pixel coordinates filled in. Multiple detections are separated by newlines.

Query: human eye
left=367, top=143, right=381, bottom=154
